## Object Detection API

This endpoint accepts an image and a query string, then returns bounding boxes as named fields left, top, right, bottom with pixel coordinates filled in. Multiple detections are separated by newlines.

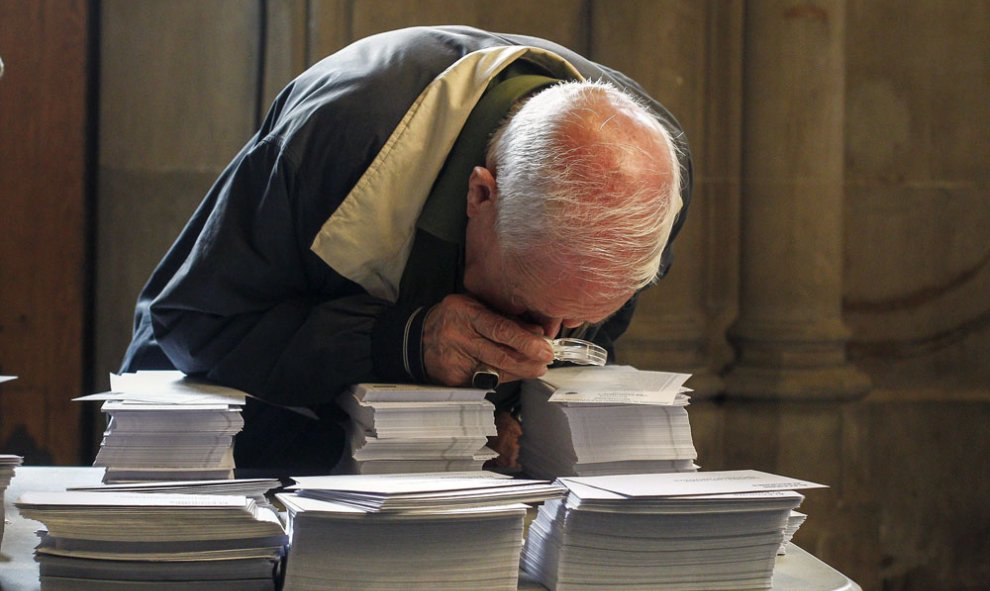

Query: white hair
left=486, top=80, right=683, bottom=297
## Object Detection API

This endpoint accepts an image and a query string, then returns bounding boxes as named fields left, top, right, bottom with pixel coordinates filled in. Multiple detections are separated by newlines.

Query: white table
left=1, top=467, right=860, bottom=591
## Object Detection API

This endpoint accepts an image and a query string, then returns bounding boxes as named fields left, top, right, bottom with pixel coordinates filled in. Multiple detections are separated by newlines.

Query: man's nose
left=541, top=318, right=563, bottom=338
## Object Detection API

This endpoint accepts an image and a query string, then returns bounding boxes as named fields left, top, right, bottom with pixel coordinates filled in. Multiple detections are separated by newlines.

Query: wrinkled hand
left=485, top=410, right=523, bottom=470
left=423, top=294, right=553, bottom=386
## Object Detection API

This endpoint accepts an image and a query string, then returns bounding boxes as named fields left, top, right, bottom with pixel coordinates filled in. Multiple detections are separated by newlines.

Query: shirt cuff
left=371, top=304, right=430, bottom=383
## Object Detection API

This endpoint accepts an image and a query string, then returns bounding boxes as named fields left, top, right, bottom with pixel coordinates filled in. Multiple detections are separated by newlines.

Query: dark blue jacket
left=121, top=26, right=692, bottom=473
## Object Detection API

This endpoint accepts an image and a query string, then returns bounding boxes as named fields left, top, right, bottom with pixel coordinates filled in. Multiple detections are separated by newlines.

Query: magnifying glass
left=471, top=337, right=607, bottom=390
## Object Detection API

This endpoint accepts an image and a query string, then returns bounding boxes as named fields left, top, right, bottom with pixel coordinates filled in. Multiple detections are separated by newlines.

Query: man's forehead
left=521, top=281, right=631, bottom=323
left=501, top=245, right=633, bottom=322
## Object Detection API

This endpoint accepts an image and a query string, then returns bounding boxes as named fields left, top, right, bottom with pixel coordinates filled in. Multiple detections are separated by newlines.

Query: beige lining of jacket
left=309, top=46, right=584, bottom=303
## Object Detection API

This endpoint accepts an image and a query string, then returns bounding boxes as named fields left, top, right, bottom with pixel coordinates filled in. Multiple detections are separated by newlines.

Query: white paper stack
left=16, top=490, right=287, bottom=591
left=520, top=366, right=698, bottom=478
left=779, top=510, right=808, bottom=555
left=278, top=473, right=567, bottom=591
left=1, top=453, right=24, bottom=545
left=522, top=470, right=826, bottom=591
left=338, top=383, right=498, bottom=474
left=1, top=375, right=22, bottom=547
left=74, top=371, right=247, bottom=483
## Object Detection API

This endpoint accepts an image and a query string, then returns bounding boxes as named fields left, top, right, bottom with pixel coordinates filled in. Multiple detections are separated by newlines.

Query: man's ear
left=466, top=166, right=497, bottom=217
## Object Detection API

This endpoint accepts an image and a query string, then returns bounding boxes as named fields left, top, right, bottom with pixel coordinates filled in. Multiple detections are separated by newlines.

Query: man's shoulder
left=304, top=26, right=510, bottom=79
left=272, top=27, right=506, bottom=135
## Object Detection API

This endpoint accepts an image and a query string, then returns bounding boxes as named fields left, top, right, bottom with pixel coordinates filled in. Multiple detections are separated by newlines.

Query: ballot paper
left=352, top=383, right=491, bottom=402
left=339, top=383, right=498, bottom=475
left=543, top=366, right=691, bottom=406
left=350, top=431, right=492, bottom=459
left=76, top=371, right=246, bottom=483
left=520, top=367, right=698, bottom=478
left=522, top=470, right=823, bottom=591
left=340, top=396, right=497, bottom=436
left=74, top=371, right=247, bottom=405
left=561, top=470, right=827, bottom=498
left=16, top=491, right=286, bottom=590
left=68, top=478, right=281, bottom=504
left=17, top=492, right=286, bottom=542
left=289, top=473, right=566, bottom=512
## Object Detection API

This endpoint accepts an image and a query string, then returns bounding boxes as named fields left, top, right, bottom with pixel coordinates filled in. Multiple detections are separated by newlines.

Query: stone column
left=725, top=0, right=869, bottom=400
left=96, top=2, right=261, bottom=392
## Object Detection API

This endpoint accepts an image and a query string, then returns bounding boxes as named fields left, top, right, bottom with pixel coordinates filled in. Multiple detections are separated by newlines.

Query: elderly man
left=120, top=25, right=692, bottom=473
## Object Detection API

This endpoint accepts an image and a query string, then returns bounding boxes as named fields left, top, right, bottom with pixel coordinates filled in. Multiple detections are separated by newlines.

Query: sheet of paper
left=544, top=367, right=691, bottom=405
left=17, top=491, right=250, bottom=508
left=289, top=474, right=537, bottom=494
left=74, top=371, right=246, bottom=405
left=279, top=492, right=529, bottom=518
left=563, top=479, right=806, bottom=503
left=0, top=375, right=16, bottom=384
left=69, top=478, right=278, bottom=491
left=561, top=470, right=827, bottom=498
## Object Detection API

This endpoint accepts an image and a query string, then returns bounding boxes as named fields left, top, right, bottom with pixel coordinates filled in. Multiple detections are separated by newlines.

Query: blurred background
left=1, top=1, right=988, bottom=589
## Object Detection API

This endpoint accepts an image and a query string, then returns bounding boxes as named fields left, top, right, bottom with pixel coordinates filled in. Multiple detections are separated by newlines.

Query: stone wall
left=8, top=1, right=985, bottom=589
left=92, top=2, right=990, bottom=589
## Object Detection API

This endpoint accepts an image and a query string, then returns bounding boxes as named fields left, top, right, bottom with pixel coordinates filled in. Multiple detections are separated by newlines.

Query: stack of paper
left=16, top=490, right=287, bottom=590
left=1, top=375, right=22, bottom=547
left=1, top=453, right=23, bottom=545
left=520, top=367, right=698, bottom=478
left=779, top=510, right=808, bottom=555
left=277, top=473, right=567, bottom=590
left=75, top=371, right=247, bottom=483
left=337, top=383, right=498, bottom=474
left=522, top=470, right=825, bottom=591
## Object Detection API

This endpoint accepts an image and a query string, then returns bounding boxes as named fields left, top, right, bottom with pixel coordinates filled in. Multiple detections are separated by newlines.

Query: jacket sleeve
left=149, top=137, right=422, bottom=407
